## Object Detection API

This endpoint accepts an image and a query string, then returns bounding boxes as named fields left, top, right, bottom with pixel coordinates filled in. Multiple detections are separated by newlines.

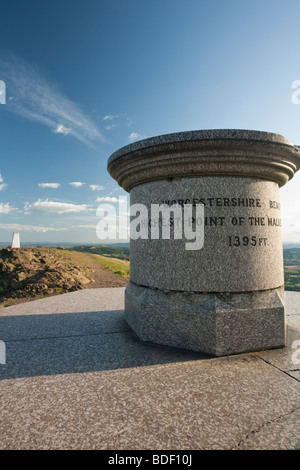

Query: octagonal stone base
left=124, top=282, right=286, bottom=356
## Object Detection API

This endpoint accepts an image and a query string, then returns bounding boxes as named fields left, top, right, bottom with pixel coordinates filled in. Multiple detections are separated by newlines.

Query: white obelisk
left=11, top=232, right=20, bottom=248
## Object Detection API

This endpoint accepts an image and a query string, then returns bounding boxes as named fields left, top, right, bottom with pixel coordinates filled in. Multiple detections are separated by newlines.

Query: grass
left=71, top=245, right=130, bottom=261
left=88, top=253, right=130, bottom=279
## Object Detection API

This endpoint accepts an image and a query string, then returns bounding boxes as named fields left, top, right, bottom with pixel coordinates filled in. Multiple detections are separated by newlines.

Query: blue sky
left=0, top=0, right=300, bottom=244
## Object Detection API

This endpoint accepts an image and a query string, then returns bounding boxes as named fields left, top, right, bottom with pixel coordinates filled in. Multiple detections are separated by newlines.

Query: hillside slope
left=0, top=247, right=128, bottom=307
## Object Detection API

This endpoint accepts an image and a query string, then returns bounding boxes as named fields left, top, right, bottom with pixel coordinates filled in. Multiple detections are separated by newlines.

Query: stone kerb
left=107, top=129, right=300, bottom=356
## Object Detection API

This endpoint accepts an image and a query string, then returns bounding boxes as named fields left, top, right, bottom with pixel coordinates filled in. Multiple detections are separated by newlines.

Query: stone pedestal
left=108, top=129, right=300, bottom=356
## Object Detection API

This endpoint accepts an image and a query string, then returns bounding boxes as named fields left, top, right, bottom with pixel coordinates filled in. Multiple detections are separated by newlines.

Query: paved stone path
left=0, top=288, right=299, bottom=450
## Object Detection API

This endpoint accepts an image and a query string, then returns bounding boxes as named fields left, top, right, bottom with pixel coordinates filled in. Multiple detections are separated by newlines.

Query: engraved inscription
left=160, top=196, right=281, bottom=248
left=228, top=236, right=268, bottom=247
left=162, top=197, right=262, bottom=207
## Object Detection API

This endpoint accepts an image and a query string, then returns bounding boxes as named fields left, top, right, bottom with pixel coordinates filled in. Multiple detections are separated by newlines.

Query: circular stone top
left=107, top=129, right=300, bottom=192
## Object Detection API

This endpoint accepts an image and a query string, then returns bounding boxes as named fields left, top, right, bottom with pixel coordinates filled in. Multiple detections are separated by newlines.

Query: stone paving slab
left=255, top=315, right=300, bottom=378
left=0, top=288, right=124, bottom=316
left=0, top=288, right=299, bottom=450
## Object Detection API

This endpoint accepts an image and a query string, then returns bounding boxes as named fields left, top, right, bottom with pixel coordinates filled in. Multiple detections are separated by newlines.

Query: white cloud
left=103, top=115, right=119, bottom=121
left=0, top=203, right=16, bottom=214
left=53, top=124, right=71, bottom=135
left=0, top=223, right=99, bottom=233
left=0, top=223, right=67, bottom=233
left=25, top=199, right=90, bottom=215
left=96, top=196, right=119, bottom=203
left=0, top=174, right=7, bottom=191
left=70, top=224, right=96, bottom=231
left=105, top=124, right=117, bottom=131
left=69, top=182, right=85, bottom=187
left=128, top=132, right=146, bottom=142
left=0, top=54, right=105, bottom=147
left=38, top=183, right=60, bottom=189
left=90, top=184, right=104, bottom=191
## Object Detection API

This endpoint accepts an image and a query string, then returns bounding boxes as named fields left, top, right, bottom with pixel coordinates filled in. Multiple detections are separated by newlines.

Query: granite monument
left=108, top=129, right=300, bottom=356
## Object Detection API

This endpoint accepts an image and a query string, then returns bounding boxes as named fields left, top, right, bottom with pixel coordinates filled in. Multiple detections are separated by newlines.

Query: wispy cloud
left=38, top=183, right=60, bottom=189
left=69, top=181, right=85, bottom=187
left=0, top=174, right=7, bottom=191
left=96, top=196, right=119, bottom=203
left=0, top=223, right=67, bottom=233
left=53, top=124, right=71, bottom=135
left=0, top=54, right=105, bottom=147
left=0, top=202, right=16, bottom=214
left=70, top=224, right=96, bottom=231
left=105, top=124, right=117, bottom=131
left=103, top=115, right=119, bottom=121
left=24, top=199, right=91, bottom=214
left=0, top=223, right=99, bottom=233
left=90, top=184, right=104, bottom=191
left=128, top=132, right=146, bottom=142
left=103, top=114, right=119, bottom=131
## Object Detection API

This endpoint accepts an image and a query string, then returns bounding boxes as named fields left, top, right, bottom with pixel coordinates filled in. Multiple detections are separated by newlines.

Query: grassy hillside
left=284, top=248, right=300, bottom=291
left=0, top=247, right=128, bottom=307
left=87, top=254, right=130, bottom=279
left=72, top=245, right=130, bottom=260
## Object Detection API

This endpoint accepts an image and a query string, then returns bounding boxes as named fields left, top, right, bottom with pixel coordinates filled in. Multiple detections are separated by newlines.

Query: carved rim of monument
left=107, top=129, right=300, bottom=192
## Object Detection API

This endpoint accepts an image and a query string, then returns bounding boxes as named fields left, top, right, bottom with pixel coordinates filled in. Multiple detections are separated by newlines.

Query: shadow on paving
left=0, top=310, right=208, bottom=380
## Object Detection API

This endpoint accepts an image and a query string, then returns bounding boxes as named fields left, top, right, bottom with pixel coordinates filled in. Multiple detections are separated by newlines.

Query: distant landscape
left=283, top=248, right=300, bottom=291
left=71, top=244, right=130, bottom=261
left=0, top=244, right=299, bottom=306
